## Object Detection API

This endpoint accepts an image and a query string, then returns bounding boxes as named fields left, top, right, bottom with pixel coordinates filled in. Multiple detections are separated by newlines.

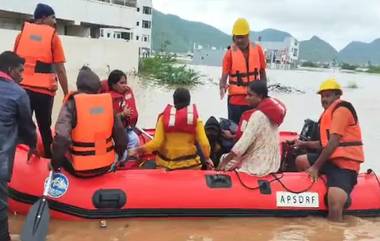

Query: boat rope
left=367, top=169, right=380, bottom=189
left=233, top=170, right=318, bottom=194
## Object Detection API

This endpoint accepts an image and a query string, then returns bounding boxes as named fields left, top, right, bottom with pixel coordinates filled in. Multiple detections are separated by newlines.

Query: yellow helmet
left=232, top=18, right=250, bottom=36
left=318, top=78, right=342, bottom=94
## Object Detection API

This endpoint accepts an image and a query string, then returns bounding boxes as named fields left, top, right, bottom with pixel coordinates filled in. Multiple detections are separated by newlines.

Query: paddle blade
left=20, top=197, right=50, bottom=241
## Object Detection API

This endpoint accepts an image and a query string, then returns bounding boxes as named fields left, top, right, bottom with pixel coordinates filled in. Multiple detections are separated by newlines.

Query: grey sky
left=152, top=0, right=380, bottom=51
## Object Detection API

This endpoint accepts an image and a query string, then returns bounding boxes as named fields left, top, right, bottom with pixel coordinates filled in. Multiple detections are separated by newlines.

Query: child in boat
left=129, top=87, right=213, bottom=170
left=101, top=70, right=140, bottom=151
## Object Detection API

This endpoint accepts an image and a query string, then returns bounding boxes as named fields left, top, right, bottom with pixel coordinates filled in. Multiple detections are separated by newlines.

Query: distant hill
left=152, top=10, right=380, bottom=65
left=337, top=39, right=380, bottom=65
left=152, top=10, right=292, bottom=53
left=299, top=36, right=338, bottom=62
left=152, top=10, right=231, bottom=53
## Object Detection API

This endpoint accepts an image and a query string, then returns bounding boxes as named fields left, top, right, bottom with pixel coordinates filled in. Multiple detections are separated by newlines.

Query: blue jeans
left=0, top=181, right=10, bottom=241
left=120, top=129, right=141, bottom=161
left=126, top=129, right=140, bottom=149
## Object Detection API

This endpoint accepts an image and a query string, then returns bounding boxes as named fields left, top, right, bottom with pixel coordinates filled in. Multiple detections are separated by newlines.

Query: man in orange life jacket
left=219, top=18, right=267, bottom=124
left=51, top=67, right=127, bottom=177
left=293, top=79, right=364, bottom=222
left=14, top=3, right=69, bottom=158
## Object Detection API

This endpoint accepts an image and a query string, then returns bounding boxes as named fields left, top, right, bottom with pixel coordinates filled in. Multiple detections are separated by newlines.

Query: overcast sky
left=152, top=0, right=380, bottom=51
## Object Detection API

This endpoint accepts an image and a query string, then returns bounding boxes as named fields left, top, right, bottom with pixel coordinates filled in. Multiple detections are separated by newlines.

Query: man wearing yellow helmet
left=293, top=79, right=364, bottom=222
left=219, top=18, right=267, bottom=124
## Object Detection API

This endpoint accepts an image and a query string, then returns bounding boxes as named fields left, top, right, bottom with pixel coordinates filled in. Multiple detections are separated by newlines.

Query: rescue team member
left=219, top=18, right=267, bottom=124
left=101, top=70, right=140, bottom=149
left=293, top=79, right=364, bottom=222
left=14, top=3, right=69, bottom=158
left=0, top=51, right=37, bottom=241
left=51, top=67, right=127, bottom=177
left=217, top=81, right=286, bottom=176
left=129, top=88, right=212, bottom=170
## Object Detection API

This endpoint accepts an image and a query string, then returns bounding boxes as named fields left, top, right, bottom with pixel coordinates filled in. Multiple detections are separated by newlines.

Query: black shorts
left=307, top=153, right=358, bottom=195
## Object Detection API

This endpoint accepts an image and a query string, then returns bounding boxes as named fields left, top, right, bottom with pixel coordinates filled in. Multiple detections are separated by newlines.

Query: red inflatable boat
left=7, top=131, right=380, bottom=220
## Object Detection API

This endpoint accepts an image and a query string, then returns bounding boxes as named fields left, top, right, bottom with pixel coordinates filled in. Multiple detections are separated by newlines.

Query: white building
left=0, top=0, right=152, bottom=55
left=258, top=37, right=299, bottom=67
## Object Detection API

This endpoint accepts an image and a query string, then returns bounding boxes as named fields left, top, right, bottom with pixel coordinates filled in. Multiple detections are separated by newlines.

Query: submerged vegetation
left=138, top=53, right=201, bottom=87
left=367, top=66, right=380, bottom=74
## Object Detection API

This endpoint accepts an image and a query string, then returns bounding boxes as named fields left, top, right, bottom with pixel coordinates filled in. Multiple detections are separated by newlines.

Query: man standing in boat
left=14, top=3, right=69, bottom=158
left=293, top=79, right=364, bottom=222
left=219, top=18, right=267, bottom=124
left=0, top=51, right=37, bottom=241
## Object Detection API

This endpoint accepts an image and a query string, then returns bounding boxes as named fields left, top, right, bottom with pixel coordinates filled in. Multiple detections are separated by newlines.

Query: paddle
left=135, top=127, right=153, bottom=140
left=21, top=170, right=53, bottom=241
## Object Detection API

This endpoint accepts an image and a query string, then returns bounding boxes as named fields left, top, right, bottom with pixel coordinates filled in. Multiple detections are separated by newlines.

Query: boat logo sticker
left=45, top=172, right=70, bottom=199
left=276, top=192, right=319, bottom=208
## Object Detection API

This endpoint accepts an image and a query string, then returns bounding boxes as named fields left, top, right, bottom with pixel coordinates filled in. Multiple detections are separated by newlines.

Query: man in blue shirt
left=0, top=51, right=36, bottom=241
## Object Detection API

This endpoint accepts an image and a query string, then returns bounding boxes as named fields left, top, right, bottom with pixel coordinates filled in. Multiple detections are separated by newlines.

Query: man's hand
left=221, top=129, right=235, bottom=139
left=291, top=139, right=306, bottom=149
left=122, top=106, right=131, bottom=117
left=27, top=148, right=39, bottom=163
left=306, top=166, right=319, bottom=182
left=205, top=159, right=215, bottom=170
left=219, top=86, right=226, bottom=100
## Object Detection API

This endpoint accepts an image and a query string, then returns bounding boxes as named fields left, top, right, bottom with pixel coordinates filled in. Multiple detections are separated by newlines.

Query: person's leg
left=324, top=165, right=358, bottom=222
left=127, top=129, right=140, bottom=149
left=295, top=153, right=319, bottom=171
left=327, top=187, right=347, bottom=222
left=228, top=103, right=250, bottom=124
left=33, top=92, right=54, bottom=158
left=0, top=181, right=10, bottom=241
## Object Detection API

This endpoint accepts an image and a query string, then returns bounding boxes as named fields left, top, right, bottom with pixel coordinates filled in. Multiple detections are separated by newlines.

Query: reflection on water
left=13, top=67, right=380, bottom=240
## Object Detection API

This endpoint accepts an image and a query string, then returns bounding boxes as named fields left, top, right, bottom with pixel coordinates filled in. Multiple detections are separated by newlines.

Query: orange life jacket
left=319, top=99, right=364, bottom=163
left=162, top=104, right=199, bottom=134
left=15, top=22, right=57, bottom=93
left=228, top=42, right=262, bottom=96
left=70, top=93, right=115, bottom=171
left=236, top=97, right=286, bottom=140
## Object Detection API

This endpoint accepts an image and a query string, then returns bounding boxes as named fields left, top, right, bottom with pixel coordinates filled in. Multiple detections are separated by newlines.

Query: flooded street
left=9, top=66, right=380, bottom=240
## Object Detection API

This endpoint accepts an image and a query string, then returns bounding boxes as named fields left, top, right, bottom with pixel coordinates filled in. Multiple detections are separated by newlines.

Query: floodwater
left=8, top=66, right=380, bottom=240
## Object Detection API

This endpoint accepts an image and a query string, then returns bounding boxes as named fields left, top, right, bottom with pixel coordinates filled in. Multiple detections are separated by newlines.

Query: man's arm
left=51, top=101, right=74, bottom=170
left=16, top=93, right=37, bottom=149
left=260, top=69, right=267, bottom=82
left=219, top=73, right=228, bottom=99
left=310, top=134, right=341, bottom=171
left=55, top=63, right=69, bottom=96
left=112, top=114, right=127, bottom=157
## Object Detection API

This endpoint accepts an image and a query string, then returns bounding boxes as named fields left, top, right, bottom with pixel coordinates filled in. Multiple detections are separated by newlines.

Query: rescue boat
left=7, top=131, right=380, bottom=220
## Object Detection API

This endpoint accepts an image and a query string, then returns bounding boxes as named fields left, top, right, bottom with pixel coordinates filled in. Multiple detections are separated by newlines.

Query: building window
left=136, top=35, right=139, bottom=40
left=143, top=6, right=152, bottom=15
left=137, top=7, right=140, bottom=12
left=107, top=33, right=111, bottom=38
left=136, top=21, right=139, bottom=26
left=100, top=29, right=104, bottom=37
left=143, top=35, right=149, bottom=42
left=142, top=20, right=151, bottom=29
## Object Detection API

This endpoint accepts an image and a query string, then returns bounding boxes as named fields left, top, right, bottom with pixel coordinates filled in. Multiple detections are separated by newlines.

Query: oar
left=135, top=127, right=153, bottom=140
left=21, top=170, right=53, bottom=241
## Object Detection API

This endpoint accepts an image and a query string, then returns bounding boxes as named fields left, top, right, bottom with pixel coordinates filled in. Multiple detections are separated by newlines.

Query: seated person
left=217, top=80, right=286, bottom=176
left=293, top=79, right=364, bottom=222
left=204, top=117, right=238, bottom=167
left=51, top=66, right=127, bottom=177
left=129, top=87, right=211, bottom=170
left=101, top=69, right=140, bottom=150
